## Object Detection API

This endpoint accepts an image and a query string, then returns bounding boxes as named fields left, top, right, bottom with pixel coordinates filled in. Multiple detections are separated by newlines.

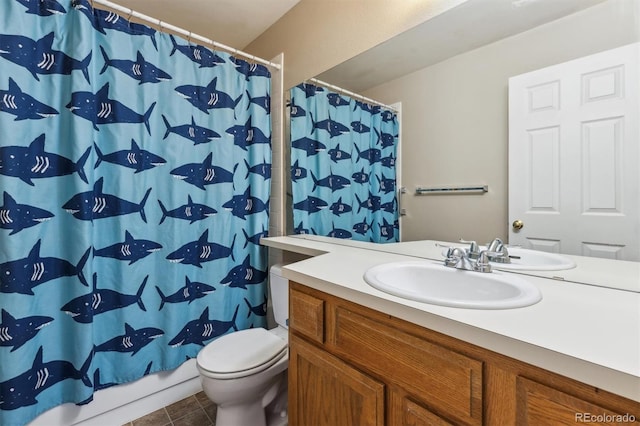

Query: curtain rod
left=92, top=0, right=281, bottom=70
left=309, top=77, right=398, bottom=112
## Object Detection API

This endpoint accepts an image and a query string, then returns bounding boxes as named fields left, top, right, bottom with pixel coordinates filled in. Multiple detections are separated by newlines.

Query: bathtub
left=29, top=359, right=201, bottom=425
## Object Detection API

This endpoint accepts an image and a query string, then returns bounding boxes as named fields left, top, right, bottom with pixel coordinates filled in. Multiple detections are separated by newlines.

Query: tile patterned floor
left=124, top=392, right=217, bottom=426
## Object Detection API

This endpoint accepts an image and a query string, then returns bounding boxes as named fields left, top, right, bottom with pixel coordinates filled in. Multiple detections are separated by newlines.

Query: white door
left=509, top=43, right=639, bottom=261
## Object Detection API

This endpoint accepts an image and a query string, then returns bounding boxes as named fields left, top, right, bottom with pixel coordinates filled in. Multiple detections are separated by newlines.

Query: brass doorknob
left=512, top=220, right=524, bottom=231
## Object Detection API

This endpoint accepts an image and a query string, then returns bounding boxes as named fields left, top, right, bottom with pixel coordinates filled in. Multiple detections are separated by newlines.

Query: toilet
left=196, top=264, right=289, bottom=426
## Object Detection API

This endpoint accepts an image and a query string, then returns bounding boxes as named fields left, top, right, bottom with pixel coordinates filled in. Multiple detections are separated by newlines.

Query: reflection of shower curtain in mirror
left=290, top=83, right=399, bottom=243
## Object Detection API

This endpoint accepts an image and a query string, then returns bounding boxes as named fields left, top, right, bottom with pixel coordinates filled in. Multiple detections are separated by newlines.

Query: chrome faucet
left=485, top=238, right=512, bottom=264
left=444, top=247, right=494, bottom=273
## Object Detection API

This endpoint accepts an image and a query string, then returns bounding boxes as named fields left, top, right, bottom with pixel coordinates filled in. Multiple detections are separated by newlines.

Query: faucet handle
left=474, top=250, right=503, bottom=273
left=486, top=238, right=504, bottom=252
left=459, top=239, right=479, bottom=256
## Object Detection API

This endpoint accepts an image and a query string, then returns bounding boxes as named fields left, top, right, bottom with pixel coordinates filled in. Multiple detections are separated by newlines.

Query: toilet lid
left=197, top=328, right=287, bottom=375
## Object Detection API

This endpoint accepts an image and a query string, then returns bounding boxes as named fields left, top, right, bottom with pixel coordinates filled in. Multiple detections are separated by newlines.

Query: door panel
left=509, top=43, right=639, bottom=260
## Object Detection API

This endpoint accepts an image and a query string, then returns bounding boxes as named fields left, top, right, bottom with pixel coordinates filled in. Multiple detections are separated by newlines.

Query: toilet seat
left=197, top=328, right=288, bottom=380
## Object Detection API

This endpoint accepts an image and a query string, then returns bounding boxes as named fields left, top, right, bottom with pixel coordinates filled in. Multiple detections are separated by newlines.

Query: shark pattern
left=166, top=230, right=236, bottom=268
left=379, top=218, right=395, bottom=241
left=375, top=128, right=396, bottom=148
left=377, top=173, right=396, bottom=194
left=327, top=225, right=352, bottom=239
left=95, top=323, right=164, bottom=356
left=311, top=171, right=350, bottom=192
left=231, top=57, right=270, bottom=80
left=158, top=195, right=217, bottom=225
left=0, top=347, right=92, bottom=410
left=329, top=197, right=352, bottom=217
left=352, top=167, right=369, bottom=184
left=296, top=82, right=324, bottom=98
left=99, top=46, right=171, bottom=84
left=0, top=32, right=91, bottom=83
left=62, top=177, right=152, bottom=222
left=354, top=144, right=382, bottom=164
left=351, top=121, right=370, bottom=133
left=310, top=111, right=349, bottom=138
left=293, top=196, right=327, bottom=214
left=156, top=276, right=215, bottom=310
left=327, top=93, right=350, bottom=107
left=220, top=255, right=267, bottom=289
left=244, top=296, right=267, bottom=318
left=241, top=227, right=268, bottom=248
left=353, top=218, right=374, bottom=236
left=222, top=187, right=269, bottom=220
left=73, top=1, right=158, bottom=49
left=0, top=77, right=59, bottom=120
left=170, top=153, right=237, bottom=190
left=66, top=83, right=156, bottom=134
left=16, top=0, right=66, bottom=16
left=290, top=159, right=307, bottom=182
left=246, top=90, right=270, bottom=112
left=355, top=192, right=382, bottom=214
left=168, top=305, right=238, bottom=347
left=328, top=143, right=351, bottom=163
left=0, top=309, right=53, bottom=352
left=94, top=139, right=166, bottom=173
left=225, top=117, right=271, bottom=151
left=244, top=158, right=271, bottom=180
left=169, top=35, right=225, bottom=68
left=0, top=240, right=90, bottom=295
left=162, top=115, right=220, bottom=145
left=0, top=134, right=90, bottom=185
left=61, top=274, right=148, bottom=323
left=291, top=137, right=326, bottom=157
left=288, top=98, right=306, bottom=118
left=0, top=192, right=54, bottom=235
left=93, top=230, right=162, bottom=264
left=175, top=77, right=241, bottom=114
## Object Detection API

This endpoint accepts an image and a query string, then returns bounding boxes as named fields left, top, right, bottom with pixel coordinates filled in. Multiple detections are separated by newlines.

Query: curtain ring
left=187, top=31, right=192, bottom=44
left=159, top=20, right=164, bottom=33
left=127, top=9, right=133, bottom=21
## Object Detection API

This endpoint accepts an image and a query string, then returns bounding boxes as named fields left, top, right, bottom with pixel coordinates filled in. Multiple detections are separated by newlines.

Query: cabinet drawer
left=329, top=306, right=483, bottom=426
left=289, top=287, right=324, bottom=344
left=516, top=377, right=639, bottom=425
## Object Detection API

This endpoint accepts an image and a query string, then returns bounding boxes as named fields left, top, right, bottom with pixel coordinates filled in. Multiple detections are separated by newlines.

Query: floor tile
left=131, top=408, right=171, bottom=426
left=172, top=408, right=213, bottom=426
left=165, top=395, right=199, bottom=421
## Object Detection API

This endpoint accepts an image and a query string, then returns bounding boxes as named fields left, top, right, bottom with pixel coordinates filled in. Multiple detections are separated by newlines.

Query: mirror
left=286, top=0, right=640, bottom=290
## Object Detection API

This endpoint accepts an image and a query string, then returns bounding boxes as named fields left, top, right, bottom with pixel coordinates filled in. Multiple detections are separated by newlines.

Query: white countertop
left=262, top=235, right=640, bottom=402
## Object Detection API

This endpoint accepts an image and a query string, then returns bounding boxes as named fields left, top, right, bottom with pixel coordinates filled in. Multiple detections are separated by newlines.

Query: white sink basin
left=489, top=248, right=576, bottom=271
left=364, top=261, right=542, bottom=309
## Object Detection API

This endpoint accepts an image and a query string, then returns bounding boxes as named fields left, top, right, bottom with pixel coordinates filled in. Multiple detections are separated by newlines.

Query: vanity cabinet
left=288, top=281, right=640, bottom=425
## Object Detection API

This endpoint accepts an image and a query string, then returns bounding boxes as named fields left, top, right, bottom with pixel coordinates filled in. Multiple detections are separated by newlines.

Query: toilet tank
left=269, top=264, right=289, bottom=329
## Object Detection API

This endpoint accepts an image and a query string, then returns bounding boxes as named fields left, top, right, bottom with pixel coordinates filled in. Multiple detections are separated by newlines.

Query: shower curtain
left=0, top=1, right=271, bottom=424
left=290, top=82, right=399, bottom=243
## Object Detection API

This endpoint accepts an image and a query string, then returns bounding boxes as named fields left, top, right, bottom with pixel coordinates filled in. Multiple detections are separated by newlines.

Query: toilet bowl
left=196, top=265, right=289, bottom=426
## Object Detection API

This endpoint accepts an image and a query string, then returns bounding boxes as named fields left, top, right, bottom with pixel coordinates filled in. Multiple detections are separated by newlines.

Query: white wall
left=363, top=0, right=640, bottom=243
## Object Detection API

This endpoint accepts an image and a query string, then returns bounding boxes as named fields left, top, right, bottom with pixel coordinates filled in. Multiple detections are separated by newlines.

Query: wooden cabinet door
left=517, top=377, right=639, bottom=425
left=289, top=334, right=385, bottom=426
left=389, top=388, right=456, bottom=426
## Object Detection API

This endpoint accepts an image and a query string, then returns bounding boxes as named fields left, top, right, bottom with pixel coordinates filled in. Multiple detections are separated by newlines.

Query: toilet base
left=213, top=374, right=287, bottom=426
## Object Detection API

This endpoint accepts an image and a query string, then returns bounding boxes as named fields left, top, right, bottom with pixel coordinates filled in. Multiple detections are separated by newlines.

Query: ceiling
left=107, top=0, right=300, bottom=49
left=317, top=0, right=606, bottom=92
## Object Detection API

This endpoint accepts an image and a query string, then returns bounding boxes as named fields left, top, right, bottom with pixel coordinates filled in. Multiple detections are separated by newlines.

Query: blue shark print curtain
left=0, top=1, right=271, bottom=424
left=290, top=83, right=399, bottom=243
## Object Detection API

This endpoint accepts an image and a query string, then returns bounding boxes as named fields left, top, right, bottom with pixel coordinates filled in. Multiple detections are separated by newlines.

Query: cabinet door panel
left=516, top=377, right=639, bottom=425
left=290, top=287, right=324, bottom=344
left=289, top=335, right=384, bottom=426
left=329, top=306, right=483, bottom=425
left=389, top=388, right=455, bottom=426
